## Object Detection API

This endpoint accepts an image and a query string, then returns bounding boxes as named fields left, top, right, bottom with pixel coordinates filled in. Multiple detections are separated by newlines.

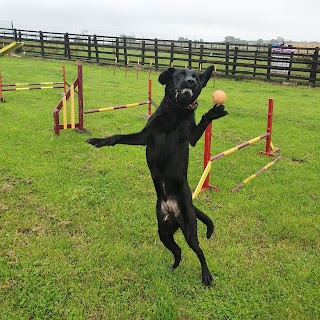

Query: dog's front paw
left=86, top=136, right=118, bottom=147
left=206, top=105, right=228, bottom=120
left=86, top=138, right=106, bottom=147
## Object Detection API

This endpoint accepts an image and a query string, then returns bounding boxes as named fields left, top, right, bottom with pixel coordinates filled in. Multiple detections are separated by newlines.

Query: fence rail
left=1, top=27, right=319, bottom=86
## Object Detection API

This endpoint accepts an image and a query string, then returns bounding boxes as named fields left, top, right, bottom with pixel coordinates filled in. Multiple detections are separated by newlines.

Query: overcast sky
left=2, top=0, right=319, bottom=42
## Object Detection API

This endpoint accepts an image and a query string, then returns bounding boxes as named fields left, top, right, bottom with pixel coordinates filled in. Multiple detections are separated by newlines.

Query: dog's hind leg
left=194, top=206, right=214, bottom=239
left=158, top=224, right=182, bottom=270
left=181, top=216, right=213, bottom=286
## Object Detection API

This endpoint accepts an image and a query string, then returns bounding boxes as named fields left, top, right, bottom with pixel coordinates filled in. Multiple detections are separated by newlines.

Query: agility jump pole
left=0, top=66, right=67, bottom=103
left=53, top=65, right=83, bottom=135
left=193, top=98, right=280, bottom=198
left=83, top=76, right=153, bottom=116
left=231, top=155, right=282, bottom=192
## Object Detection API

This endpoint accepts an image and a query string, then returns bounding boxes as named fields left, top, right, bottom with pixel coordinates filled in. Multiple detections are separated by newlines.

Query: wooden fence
left=1, top=28, right=319, bottom=86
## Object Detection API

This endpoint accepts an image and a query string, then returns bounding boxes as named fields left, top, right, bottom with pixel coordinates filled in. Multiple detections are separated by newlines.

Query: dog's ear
left=158, top=68, right=176, bottom=85
left=199, top=65, right=214, bottom=88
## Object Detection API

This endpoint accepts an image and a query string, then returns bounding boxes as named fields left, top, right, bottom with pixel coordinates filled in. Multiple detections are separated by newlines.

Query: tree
left=224, top=36, right=248, bottom=44
left=224, top=36, right=237, bottom=42
left=276, top=36, right=285, bottom=43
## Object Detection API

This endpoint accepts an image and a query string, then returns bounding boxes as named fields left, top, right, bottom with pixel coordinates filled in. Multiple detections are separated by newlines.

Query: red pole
left=265, top=98, right=273, bottom=155
left=202, top=123, right=212, bottom=189
left=77, top=65, right=84, bottom=131
left=260, top=98, right=279, bottom=157
left=53, top=109, right=60, bottom=135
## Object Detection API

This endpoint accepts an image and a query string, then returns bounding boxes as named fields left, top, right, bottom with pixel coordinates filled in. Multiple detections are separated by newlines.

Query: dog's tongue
left=186, top=101, right=198, bottom=110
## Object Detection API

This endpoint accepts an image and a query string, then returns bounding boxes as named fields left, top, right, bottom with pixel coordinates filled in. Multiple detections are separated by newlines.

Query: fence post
left=154, top=39, right=159, bottom=70
left=64, top=33, right=71, bottom=59
left=141, top=40, right=145, bottom=66
left=287, top=52, right=294, bottom=81
left=232, top=46, right=238, bottom=75
left=225, top=42, right=230, bottom=77
left=116, top=38, right=120, bottom=64
left=253, top=50, right=258, bottom=77
left=13, top=28, right=18, bottom=41
left=309, top=47, right=319, bottom=85
left=15, top=31, right=23, bottom=53
left=18, top=31, right=23, bottom=53
left=188, top=40, right=192, bottom=69
left=199, top=44, right=204, bottom=70
left=88, top=36, right=92, bottom=61
left=123, top=36, right=128, bottom=64
left=170, top=42, right=174, bottom=67
left=40, top=31, right=45, bottom=57
left=93, top=35, right=99, bottom=62
left=267, top=45, right=272, bottom=81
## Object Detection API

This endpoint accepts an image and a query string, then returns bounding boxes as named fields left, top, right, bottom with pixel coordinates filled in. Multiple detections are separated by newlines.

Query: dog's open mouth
left=175, top=88, right=194, bottom=105
left=181, top=88, right=193, bottom=97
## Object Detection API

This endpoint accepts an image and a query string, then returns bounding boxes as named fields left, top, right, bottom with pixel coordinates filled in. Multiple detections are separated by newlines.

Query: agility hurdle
left=193, top=98, right=281, bottom=198
left=0, top=66, right=67, bottom=102
left=53, top=65, right=154, bottom=136
left=53, top=65, right=84, bottom=135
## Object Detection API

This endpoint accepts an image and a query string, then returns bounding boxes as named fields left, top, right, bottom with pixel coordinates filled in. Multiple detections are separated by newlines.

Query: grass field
left=0, top=56, right=319, bottom=319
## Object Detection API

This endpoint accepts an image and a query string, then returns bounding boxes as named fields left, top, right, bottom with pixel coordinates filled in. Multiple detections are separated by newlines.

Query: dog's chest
left=154, top=115, right=191, bottom=144
left=154, top=124, right=188, bottom=152
left=146, top=112, right=193, bottom=166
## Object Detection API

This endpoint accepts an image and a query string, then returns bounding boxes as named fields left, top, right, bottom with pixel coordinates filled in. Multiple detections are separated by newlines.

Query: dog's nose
left=186, top=77, right=196, bottom=86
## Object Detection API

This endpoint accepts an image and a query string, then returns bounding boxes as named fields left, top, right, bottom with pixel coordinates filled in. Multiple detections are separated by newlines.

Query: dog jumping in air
left=87, top=66, right=228, bottom=285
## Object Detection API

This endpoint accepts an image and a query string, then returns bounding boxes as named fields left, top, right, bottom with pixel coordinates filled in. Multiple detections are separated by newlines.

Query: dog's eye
left=176, top=72, right=185, bottom=80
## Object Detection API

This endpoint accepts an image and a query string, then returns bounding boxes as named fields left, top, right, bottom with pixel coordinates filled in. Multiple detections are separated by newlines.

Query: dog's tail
left=194, top=206, right=214, bottom=239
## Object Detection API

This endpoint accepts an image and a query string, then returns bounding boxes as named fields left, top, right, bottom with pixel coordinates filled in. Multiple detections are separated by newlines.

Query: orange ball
left=212, top=90, right=227, bottom=105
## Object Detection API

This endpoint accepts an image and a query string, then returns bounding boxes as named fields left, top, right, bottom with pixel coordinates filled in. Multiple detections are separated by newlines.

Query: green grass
left=0, top=56, right=319, bottom=320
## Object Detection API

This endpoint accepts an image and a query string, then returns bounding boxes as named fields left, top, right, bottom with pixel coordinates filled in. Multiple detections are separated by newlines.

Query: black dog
left=87, top=66, right=227, bottom=285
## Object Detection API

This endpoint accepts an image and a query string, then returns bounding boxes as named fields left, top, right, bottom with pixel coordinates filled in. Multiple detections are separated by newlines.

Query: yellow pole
left=192, top=160, right=212, bottom=199
left=70, top=85, right=75, bottom=129
left=97, top=102, right=142, bottom=113
left=62, top=94, right=67, bottom=129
